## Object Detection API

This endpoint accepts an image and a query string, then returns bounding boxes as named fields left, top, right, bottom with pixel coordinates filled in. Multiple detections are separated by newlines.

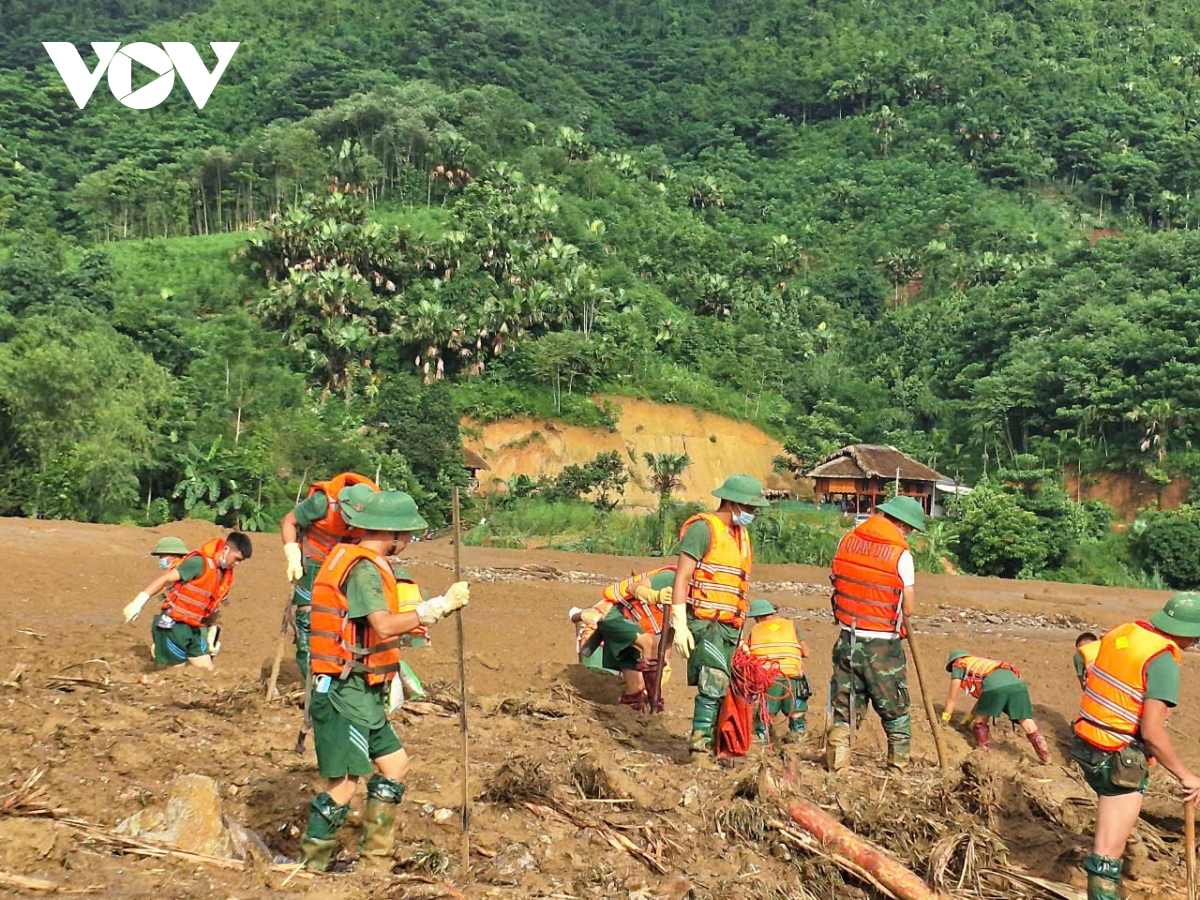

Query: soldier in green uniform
left=826, top=496, right=925, bottom=771
left=299, top=491, right=469, bottom=872
left=941, top=650, right=1051, bottom=763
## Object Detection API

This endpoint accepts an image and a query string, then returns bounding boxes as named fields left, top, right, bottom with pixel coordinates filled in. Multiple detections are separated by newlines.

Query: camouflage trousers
left=829, top=630, right=911, bottom=747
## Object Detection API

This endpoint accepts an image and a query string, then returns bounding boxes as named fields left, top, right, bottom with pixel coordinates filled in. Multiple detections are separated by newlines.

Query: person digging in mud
left=122, top=532, right=253, bottom=671
left=280, top=472, right=379, bottom=680
left=826, top=495, right=924, bottom=772
left=1071, top=593, right=1200, bottom=900
left=300, top=490, right=469, bottom=873
left=743, top=599, right=811, bottom=744
left=570, top=567, right=675, bottom=711
left=941, top=650, right=1051, bottom=764
left=668, top=474, right=766, bottom=762
left=1073, top=631, right=1100, bottom=690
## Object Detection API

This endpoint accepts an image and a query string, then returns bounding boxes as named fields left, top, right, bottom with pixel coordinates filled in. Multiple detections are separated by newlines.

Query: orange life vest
left=1077, top=640, right=1100, bottom=676
left=160, top=538, right=234, bottom=627
left=602, top=566, right=675, bottom=634
left=300, top=472, right=379, bottom=565
left=682, top=513, right=753, bottom=626
left=953, top=655, right=1020, bottom=699
left=746, top=618, right=804, bottom=677
left=1075, top=622, right=1183, bottom=752
left=309, top=544, right=412, bottom=685
left=830, top=515, right=909, bottom=638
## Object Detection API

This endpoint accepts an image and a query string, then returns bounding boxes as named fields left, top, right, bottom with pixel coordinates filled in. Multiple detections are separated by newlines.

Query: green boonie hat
left=713, top=473, right=769, bottom=508
left=877, top=496, right=927, bottom=532
left=339, top=488, right=429, bottom=533
left=946, top=649, right=970, bottom=673
left=1150, top=592, right=1200, bottom=639
left=748, top=599, right=776, bottom=618
left=151, top=537, right=188, bottom=556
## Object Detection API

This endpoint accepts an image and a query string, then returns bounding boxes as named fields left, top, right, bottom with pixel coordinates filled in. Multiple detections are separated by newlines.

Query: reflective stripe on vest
left=1074, top=622, right=1183, bottom=751
left=955, top=655, right=1019, bottom=698
left=309, top=543, right=404, bottom=685
left=829, top=515, right=907, bottom=637
left=747, top=618, right=803, bottom=677
left=683, top=513, right=753, bottom=626
left=602, top=566, right=675, bottom=634
left=162, top=538, right=233, bottom=627
left=299, top=472, right=379, bottom=564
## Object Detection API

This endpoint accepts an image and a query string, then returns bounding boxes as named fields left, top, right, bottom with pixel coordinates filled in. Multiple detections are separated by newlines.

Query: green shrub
left=1135, top=506, right=1200, bottom=588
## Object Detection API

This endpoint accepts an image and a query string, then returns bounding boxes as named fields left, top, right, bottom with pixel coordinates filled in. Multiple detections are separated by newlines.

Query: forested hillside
left=5, top=0, right=1200, bottom=584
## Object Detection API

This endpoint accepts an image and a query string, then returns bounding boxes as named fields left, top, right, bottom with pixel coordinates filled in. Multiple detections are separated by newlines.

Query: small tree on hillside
left=644, top=452, right=690, bottom=553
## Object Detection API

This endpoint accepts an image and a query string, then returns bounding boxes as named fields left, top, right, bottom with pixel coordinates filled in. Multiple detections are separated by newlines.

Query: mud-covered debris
left=480, top=841, right=537, bottom=885
left=117, top=773, right=267, bottom=860
left=481, top=757, right=552, bottom=805
left=570, top=754, right=653, bottom=808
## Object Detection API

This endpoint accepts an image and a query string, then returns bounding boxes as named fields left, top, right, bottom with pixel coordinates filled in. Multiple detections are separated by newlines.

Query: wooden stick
left=904, top=622, right=949, bottom=771
left=452, top=486, right=470, bottom=873
left=265, top=594, right=293, bottom=701
left=0, top=870, right=98, bottom=893
left=1187, top=799, right=1196, bottom=900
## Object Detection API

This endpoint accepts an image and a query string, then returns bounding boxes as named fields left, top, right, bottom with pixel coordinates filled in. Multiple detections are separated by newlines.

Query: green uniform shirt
left=951, top=662, right=1022, bottom=692
left=1144, top=652, right=1179, bottom=707
left=677, top=520, right=711, bottom=560
left=174, top=556, right=206, bottom=583
left=1073, top=650, right=1087, bottom=679
left=647, top=569, right=677, bottom=591
left=326, top=558, right=418, bottom=730
left=293, top=491, right=330, bottom=529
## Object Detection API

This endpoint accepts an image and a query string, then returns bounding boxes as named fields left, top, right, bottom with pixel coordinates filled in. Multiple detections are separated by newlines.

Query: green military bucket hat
left=877, top=495, right=927, bottom=532
left=946, top=649, right=970, bottom=672
left=1150, top=592, right=1200, bottom=639
left=340, top=488, right=429, bottom=533
left=748, top=599, right=776, bottom=618
left=150, top=536, right=188, bottom=556
left=338, top=482, right=378, bottom=516
left=713, top=473, right=769, bottom=508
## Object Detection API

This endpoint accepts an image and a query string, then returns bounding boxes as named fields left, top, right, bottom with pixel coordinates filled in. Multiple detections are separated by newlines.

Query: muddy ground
left=0, top=516, right=1196, bottom=898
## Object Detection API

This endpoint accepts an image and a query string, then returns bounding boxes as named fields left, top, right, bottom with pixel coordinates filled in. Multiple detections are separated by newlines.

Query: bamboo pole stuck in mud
left=904, top=622, right=949, bottom=772
left=1186, top=800, right=1196, bottom=900
left=452, top=486, right=471, bottom=872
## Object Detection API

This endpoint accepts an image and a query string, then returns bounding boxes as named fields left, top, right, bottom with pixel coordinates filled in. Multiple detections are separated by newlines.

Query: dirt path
left=0, top=517, right=1193, bottom=898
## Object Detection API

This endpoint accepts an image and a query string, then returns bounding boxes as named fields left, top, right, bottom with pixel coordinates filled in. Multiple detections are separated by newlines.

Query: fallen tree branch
left=523, top=801, right=667, bottom=874
left=766, top=818, right=899, bottom=900
left=0, top=871, right=98, bottom=893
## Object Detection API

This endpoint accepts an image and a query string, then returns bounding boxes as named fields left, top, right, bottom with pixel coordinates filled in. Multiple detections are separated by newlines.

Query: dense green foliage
left=4, top=0, right=1200, bottom=584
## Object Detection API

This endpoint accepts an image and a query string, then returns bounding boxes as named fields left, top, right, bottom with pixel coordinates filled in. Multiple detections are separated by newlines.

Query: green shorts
left=766, top=675, right=811, bottom=717
left=975, top=682, right=1033, bottom=722
left=1071, top=734, right=1150, bottom=796
left=597, top=608, right=646, bottom=671
left=310, top=690, right=403, bottom=778
left=151, top=616, right=208, bottom=664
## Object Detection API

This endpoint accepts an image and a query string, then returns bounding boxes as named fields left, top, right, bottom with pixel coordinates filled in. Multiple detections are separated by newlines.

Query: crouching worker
left=123, top=533, right=252, bottom=670
left=942, top=650, right=1051, bottom=763
left=744, top=600, right=811, bottom=744
left=1074, top=631, right=1100, bottom=690
left=1072, top=594, right=1200, bottom=900
left=301, top=490, right=470, bottom=872
left=571, top=567, right=675, bottom=711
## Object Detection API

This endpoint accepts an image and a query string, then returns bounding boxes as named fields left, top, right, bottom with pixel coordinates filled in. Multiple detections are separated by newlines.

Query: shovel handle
left=1186, top=799, right=1196, bottom=900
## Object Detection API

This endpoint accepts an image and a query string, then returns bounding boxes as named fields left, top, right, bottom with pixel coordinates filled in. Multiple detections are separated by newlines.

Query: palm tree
left=643, top=452, right=691, bottom=553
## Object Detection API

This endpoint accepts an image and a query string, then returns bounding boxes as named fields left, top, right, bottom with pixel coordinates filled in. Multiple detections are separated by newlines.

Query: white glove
left=206, top=625, right=222, bottom=656
left=123, top=592, right=151, bottom=623
left=284, top=542, right=304, bottom=583
left=671, top=605, right=694, bottom=659
left=388, top=675, right=404, bottom=713
left=579, top=608, right=602, bottom=627
left=416, top=582, right=470, bottom=625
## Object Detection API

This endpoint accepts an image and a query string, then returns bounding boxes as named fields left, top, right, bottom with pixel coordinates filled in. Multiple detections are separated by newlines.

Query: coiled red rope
left=730, top=646, right=791, bottom=746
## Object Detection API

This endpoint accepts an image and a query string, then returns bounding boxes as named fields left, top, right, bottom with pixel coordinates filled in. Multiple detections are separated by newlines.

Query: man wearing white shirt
left=825, top=496, right=926, bottom=772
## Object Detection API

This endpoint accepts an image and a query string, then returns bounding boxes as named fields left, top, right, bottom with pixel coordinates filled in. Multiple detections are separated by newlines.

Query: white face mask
left=734, top=509, right=756, bottom=526
left=158, top=557, right=170, bottom=570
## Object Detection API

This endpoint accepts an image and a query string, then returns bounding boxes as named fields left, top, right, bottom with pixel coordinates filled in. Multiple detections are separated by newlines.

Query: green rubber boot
left=1082, top=854, right=1121, bottom=900
left=883, top=714, right=912, bottom=771
left=358, top=776, right=404, bottom=872
left=300, top=792, right=349, bottom=871
left=783, top=716, right=808, bottom=744
left=825, top=724, right=850, bottom=771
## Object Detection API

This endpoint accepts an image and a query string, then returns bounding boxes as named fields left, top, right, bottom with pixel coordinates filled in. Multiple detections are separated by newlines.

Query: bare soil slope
left=0, top=517, right=1195, bottom=898
left=465, top=396, right=805, bottom=509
